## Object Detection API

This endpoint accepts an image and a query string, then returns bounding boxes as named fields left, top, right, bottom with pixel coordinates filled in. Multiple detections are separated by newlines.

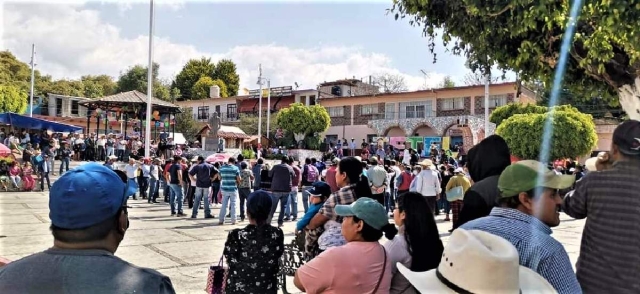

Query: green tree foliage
left=389, top=0, right=638, bottom=104
left=212, top=59, right=240, bottom=97
left=496, top=109, right=598, bottom=160
left=173, top=57, right=215, bottom=99
left=439, top=76, right=456, bottom=88
left=276, top=103, right=331, bottom=136
left=237, top=112, right=279, bottom=136
left=490, top=103, right=547, bottom=126
left=174, top=108, right=199, bottom=141
left=0, top=85, right=28, bottom=113
left=0, top=51, right=32, bottom=93
left=191, top=77, right=229, bottom=99
left=80, top=75, right=118, bottom=98
left=116, top=63, right=170, bottom=101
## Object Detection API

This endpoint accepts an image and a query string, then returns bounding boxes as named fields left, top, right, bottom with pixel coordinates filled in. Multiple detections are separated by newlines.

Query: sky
left=1, top=0, right=505, bottom=92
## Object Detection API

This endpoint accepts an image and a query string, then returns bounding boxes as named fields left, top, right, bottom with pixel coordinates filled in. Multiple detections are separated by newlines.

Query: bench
left=278, top=238, right=306, bottom=294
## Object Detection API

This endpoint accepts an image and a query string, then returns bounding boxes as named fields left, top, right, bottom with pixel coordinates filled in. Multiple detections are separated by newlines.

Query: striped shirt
left=461, top=207, right=581, bottom=294
left=563, top=160, right=640, bottom=294
left=218, top=164, right=240, bottom=192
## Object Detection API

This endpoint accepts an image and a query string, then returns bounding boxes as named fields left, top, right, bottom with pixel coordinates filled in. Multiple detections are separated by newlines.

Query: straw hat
left=584, top=157, right=598, bottom=171
left=419, top=159, right=434, bottom=167
left=398, top=229, right=555, bottom=293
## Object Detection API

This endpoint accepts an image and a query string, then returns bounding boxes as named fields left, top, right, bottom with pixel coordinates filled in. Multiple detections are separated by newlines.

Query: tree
left=174, top=108, right=199, bottom=141
left=0, top=85, right=28, bottom=113
left=212, top=59, right=240, bottom=97
left=237, top=113, right=279, bottom=136
left=117, top=63, right=170, bottom=100
left=462, top=71, right=499, bottom=86
left=496, top=109, right=597, bottom=160
left=439, top=76, right=455, bottom=88
left=371, top=73, right=409, bottom=93
left=191, top=76, right=228, bottom=99
left=81, top=75, right=118, bottom=98
left=490, top=103, right=547, bottom=126
left=389, top=0, right=640, bottom=119
left=173, top=57, right=215, bottom=99
left=276, top=103, right=330, bottom=136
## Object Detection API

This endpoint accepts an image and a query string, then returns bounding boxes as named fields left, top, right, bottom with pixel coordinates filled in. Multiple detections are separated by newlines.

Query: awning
left=0, top=112, right=83, bottom=133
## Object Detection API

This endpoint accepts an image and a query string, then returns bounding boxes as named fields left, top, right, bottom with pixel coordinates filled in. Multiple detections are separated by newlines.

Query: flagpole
left=29, top=44, right=35, bottom=117
left=144, top=0, right=155, bottom=158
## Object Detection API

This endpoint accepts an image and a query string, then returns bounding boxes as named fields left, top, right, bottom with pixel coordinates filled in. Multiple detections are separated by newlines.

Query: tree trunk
left=618, top=78, right=640, bottom=121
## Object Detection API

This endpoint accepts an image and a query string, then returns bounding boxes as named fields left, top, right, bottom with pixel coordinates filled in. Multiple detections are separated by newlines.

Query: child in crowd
left=22, top=162, right=35, bottom=191
left=295, top=181, right=332, bottom=260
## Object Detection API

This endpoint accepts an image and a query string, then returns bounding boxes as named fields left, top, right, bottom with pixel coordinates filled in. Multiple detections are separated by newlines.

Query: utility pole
left=257, top=64, right=263, bottom=142
left=144, top=0, right=155, bottom=158
left=484, top=73, right=490, bottom=134
left=29, top=44, right=36, bottom=117
left=266, top=79, right=271, bottom=139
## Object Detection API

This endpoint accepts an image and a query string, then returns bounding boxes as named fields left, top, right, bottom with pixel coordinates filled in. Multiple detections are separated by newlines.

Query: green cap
left=335, top=197, right=389, bottom=230
left=498, top=160, right=576, bottom=198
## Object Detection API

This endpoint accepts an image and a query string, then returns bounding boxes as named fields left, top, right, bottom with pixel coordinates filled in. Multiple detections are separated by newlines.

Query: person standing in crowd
left=438, top=165, right=452, bottom=221
left=58, top=142, right=72, bottom=174
left=454, top=135, right=511, bottom=230
left=446, top=167, right=471, bottom=232
left=162, top=158, right=173, bottom=203
left=223, top=191, right=284, bottom=294
left=124, top=159, right=139, bottom=200
left=285, top=157, right=301, bottom=221
left=300, top=158, right=319, bottom=213
left=138, top=158, right=151, bottom=200
left=117, top=136, right=127, bottom=162
left=295, top=197, right=394, bottom=293
left=324, top=158, right=339, bottom=193
left=38, top=154, right=52, bottom=192
left=21, top=162, right=35, bottom=192
left=0, top=163, right=175, bottom=293
left=461, top=160, right=580, bottom=293
left=414, top=159, right=440, bottom=214
left=268, top=156, right=295, bottom=227
left=166, top=155, right=185, bottom=217
left=251, top=158, right=263, bottom=191
left=237, top=161, right=254, bottom=222
left=186, top=158, right=197, bottom=208
left=97, top=135, right=106, bottom=162
left=349, top=138, right=356, bottom=156
left=105, top=135, right=115, bottom=159
left=308, top=157, right=372, bottom=251
left=366, top=157, right=388, bottom=206
left=148, top=158, right=160, bottom=204
left=395, top=164, right=414, bottom=196
left=218, top=157, right=241, bottom=225
left=188, top=156, right=215, bottom=219
left=210, top=162, right=221, bottom=207
left=385, top=192, right=443, bottom=294
left=402, top=147, right=411, bottom=166
left=563, top=120, right=640, bottom=293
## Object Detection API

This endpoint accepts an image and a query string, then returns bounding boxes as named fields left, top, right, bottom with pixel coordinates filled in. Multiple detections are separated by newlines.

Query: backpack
left=306, top=164, right=318, bottom=183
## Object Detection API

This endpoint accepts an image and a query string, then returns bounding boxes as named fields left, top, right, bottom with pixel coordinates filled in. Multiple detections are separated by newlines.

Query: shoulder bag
left=371, top=245, right=388, bottom=294
left=205, top=254, right=228, bottom=294
left=446, top=177, right=464, bottom=202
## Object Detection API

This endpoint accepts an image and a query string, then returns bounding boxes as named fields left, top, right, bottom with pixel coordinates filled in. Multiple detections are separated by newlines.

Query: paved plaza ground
left=0, top=189, right=586, bottom=293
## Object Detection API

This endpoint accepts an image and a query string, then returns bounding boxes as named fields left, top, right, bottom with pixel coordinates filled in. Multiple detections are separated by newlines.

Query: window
left=325, top=135, right=338, bottom=144
left=400, top=101, right=433, bottom=119
left=71, top=100, right=79, bottom=115
left=309, top=95, right=316, bottom=105
left=301, top=96, right=307, bottom=105
left=55, top=98, right=63, bottom=116
left=441, top=97, right=465, bottom=111
left=489, top=94, right=508, bottom=107
left=366, top=134, right=377, bottom=143
left=227, top=104, right=237, bottom=119
left=326, top=106, right=344, bottom=117
left=215, top=105, right=221, bottom=114
left=360, top=104, right=378, bottom=115
left=385, top=103, right=395, bottom=119
left=197, top=106, right=209, bottom=120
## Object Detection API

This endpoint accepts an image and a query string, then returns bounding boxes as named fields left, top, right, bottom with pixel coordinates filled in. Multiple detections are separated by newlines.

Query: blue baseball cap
left=49, top=163, right=138, bottom=229
left=308, top=182, right=332, bottom=197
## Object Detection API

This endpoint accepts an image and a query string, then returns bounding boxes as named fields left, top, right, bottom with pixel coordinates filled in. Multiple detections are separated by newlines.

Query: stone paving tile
left=0, top=223, right=52, bottom=237
left=0, top=214, right=43, bottom=225
left=115, top=245, right=181, bottom=269
left=119, top=228, right=198, bottom=247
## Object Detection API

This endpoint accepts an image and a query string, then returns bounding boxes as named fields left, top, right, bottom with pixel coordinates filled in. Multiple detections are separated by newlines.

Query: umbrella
left=205, top=153, right=232, bottom=163
left=0, top=144, right=11, bottom=157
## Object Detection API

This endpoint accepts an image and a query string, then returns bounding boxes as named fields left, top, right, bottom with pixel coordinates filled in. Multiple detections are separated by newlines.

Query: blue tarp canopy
left=0, top=112, right=83, bottom=133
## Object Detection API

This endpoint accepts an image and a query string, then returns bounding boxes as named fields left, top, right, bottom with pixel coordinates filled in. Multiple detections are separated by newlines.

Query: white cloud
left=2, top=3, right=444, bottom=93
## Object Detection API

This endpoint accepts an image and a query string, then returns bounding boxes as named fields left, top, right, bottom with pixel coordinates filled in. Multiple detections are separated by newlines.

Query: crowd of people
left=1, top=120, right=640, bottom=294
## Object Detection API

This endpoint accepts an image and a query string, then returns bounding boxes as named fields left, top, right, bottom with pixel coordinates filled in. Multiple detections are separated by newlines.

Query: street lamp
left=420, top=69, right=429, bottom=89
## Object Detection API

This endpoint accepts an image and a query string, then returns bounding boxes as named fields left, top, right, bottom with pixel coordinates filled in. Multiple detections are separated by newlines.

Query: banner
left=389, top=137, right=407, bottom=149
left=406, top=137, right=423, bottom=150
left=442, top=137, right=451, bottom=151
left=422, top=137, right=442, bottom=157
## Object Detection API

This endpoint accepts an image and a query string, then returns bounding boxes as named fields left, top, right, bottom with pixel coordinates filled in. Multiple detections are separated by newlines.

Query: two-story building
left=319, top=82, right=536, bottom=153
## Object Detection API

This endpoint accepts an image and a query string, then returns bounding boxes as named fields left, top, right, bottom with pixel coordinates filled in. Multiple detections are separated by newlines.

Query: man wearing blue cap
left=0, top=163, right=176, bottom=294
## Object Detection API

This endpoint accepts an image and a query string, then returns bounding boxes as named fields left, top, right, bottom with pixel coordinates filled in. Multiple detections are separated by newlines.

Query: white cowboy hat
left=584, top=157, right=598, bottom=171
left=454, top=167, right=464, bottom=174
left=108, top=155, right=118, bottom=160
left=419, top=159, right=433, bottom=166
left=398, top=229, right=555, bottom=294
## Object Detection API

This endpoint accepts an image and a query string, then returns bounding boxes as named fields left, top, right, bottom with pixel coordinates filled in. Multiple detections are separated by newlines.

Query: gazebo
left=79, top=90, right=181, bottom=139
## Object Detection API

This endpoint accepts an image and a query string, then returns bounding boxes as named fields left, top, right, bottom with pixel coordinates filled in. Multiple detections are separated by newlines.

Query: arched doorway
left=443, top=124, right=473, bottom=152
left=384, top=126, right=405, bottom=137
left=412, top=125, right=438, bottom=137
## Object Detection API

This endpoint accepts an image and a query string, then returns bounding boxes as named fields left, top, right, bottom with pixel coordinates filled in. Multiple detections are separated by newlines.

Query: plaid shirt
left=461, top=207, right=581, bottom=294
left=563, top=160, right=640, bottom=293
left=319, top=184, right=357, bottom=221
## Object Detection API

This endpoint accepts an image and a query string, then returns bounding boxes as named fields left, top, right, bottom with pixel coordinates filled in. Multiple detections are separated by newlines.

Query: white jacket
left=415, top=169, right=440, bottom=197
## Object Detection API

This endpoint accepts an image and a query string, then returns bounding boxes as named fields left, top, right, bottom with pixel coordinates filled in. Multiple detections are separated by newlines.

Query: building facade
left=319, top=82, right=536, bottom=152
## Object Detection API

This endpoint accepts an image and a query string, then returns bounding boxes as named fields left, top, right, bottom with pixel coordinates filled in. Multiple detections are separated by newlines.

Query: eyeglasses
left=113, top=169, right=131, bottom=208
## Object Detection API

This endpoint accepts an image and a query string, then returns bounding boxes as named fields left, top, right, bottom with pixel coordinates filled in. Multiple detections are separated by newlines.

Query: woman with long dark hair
left=384, top=192, right=443, bottom=294
left=223, top=191, right=284, bottom=293
left=308, top=157, right=372, bottom=251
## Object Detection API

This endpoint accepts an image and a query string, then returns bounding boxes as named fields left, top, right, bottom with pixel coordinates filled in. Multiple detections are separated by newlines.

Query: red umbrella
left=0, top=144, right=11, bottom=157
left=205, top=153, right=232, bottom=163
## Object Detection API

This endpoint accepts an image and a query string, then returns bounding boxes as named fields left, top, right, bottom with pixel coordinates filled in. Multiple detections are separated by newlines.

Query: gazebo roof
left=79, top=90, right=181, bottom=113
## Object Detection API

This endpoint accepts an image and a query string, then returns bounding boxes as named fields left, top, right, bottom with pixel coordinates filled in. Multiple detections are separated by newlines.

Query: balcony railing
left=193, top=112, right=239, bottom=122
left=379, top=111, right=436, bottom=120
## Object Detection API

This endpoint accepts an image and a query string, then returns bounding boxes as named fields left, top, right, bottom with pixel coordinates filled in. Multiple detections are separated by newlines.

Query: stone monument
left=204, top=112, right=222, bottom=152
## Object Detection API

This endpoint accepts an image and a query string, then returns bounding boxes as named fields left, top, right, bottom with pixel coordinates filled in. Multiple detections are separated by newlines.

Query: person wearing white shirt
left=349, top=138, right=357, bottom=156
left=414, top=159, right=441, bottom=214
left=117, top=138, right=127, bottom=161
left=124, top=159, right=140, bottom=200
left=97, top=135, right=106, bottom=162
left=402, top=148, right=411, bottom=166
